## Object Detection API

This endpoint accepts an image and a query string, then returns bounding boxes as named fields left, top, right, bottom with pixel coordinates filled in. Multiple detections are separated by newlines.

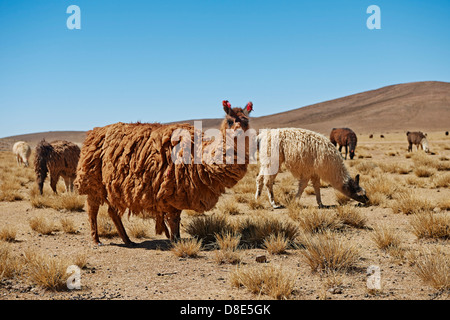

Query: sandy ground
left=0, top=132, right=449, bottom=301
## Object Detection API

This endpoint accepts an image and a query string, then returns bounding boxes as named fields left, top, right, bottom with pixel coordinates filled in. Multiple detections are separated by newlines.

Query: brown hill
left=1, top=81, right=448, bottom=151
left=0, top=131, right=86, bottom=152
left=176, top=81, right=450, bottom=135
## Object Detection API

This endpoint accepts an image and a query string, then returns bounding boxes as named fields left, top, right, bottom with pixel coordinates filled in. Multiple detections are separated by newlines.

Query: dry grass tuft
left=0, top=225, right=17, bottom=242
left=230, top=265, right=296, bottom=300
left=59, top=216, right=78, bottom=234
left=171, top=238, right=202, bottom=258
left=238, top=215, right=299, bottom=247
left=214, top=232, right=242, bottom=265
left=215, top=232, right=241, bottom=251
left=438, top=199, right=450, bottom=211
left=363, top=173, right=400, bottom=201
left=410, top=212, right=450, bottom=240
left=414, top=249, right=450, bottom=292
left=371, top=225, right=401, bottom=250
left=411, top=152, right=439, bottom=169
left=22, top=250, right=71, bottom=291
left=217, top=199, right=241, bottom=215
left=0, top=244, right=23, bottom=280
left=414, top=166, right=436, bottom=178
left=290, top=207, right=343, bottom=234
left=29, top=215, right=59, bottom=235
left=300, top=232, right=360, bottom=272
left=391, top=191, right=433, bottom=215
left=125, top=217, right=152, bottom=239
left=29, top=186, right=85, bottom=212
left=184, top=214, right=233, bottom=244
left=263, top=233, right=289, bottom=255
left=0, top=177, right=23, bottom=202
left=335, top=206, right=367, bottom=229
left=247, top=198, right=266, bottom=210
left=433, top=172, right=450, bottom=188
left=354, top=161, right=378, bottom=175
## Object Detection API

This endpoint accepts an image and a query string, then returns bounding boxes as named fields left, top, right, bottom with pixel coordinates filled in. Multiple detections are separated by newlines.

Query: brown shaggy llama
left=329, top=128, right=357, bottom=160
left=407, top=131, right=429, bottom=153
left=74, top=100, right=254, bottom=246
left=34, top=140, right=81, bottom=195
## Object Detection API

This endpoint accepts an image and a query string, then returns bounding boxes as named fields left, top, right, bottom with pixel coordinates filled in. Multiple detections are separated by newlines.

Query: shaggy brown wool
left=329, top=128, right=358, bottom=160
left=75, top=101, right=253, bottom=245
left=34, top=140, right=81, bottom=195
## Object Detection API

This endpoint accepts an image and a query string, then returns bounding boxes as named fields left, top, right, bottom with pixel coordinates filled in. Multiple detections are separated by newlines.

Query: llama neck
left=200, top=125, right=251, bottom=166
left=328, top=161, right=352, bottom=193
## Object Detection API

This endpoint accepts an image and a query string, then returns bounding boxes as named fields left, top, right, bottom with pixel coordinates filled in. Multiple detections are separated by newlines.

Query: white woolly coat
left=258, top=128, right=351, bottom=188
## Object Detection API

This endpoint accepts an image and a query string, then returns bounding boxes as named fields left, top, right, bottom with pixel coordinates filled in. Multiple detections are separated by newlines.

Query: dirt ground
left=0, top=132, right=449, bottom=301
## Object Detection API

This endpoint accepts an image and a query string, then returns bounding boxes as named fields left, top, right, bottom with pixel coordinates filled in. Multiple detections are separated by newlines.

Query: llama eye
left=227, top=119, right=234, bottom=127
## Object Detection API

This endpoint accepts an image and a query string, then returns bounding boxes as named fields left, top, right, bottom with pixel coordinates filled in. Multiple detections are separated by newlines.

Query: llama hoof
left=272, top=204, right=285, bottom=209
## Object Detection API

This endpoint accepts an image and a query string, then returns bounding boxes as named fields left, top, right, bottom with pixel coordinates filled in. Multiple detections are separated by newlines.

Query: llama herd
left=9, top=101, right=437, bottom=246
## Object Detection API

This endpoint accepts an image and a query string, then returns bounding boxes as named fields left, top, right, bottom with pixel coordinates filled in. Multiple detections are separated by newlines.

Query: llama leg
left=311, top=175, right=324, bottom=208
left=50, top=174, right=59, bottom=194
left=264, top=174, right=282, bottom=209
left=155, top=213, right=170, bottom=239
left=344, top=145, right=348, bottom=160
left=63, top=177, right=71, bottom=193
left=86, top=197, right=101, bottom=245
left=295, top=179, right=308, bottom=203
left=165, top=211, right=181, bottom=241
left=107, top=206, right=134, bottom=246
left=255, top=172, right=264, bottom=200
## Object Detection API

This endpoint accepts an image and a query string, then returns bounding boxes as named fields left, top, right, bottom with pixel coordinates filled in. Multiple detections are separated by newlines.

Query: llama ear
left=223, top=100, right=233, bottom=115
left=355, top=174, right=360, bottom=185
left=243, top=102, right=253, bottom=116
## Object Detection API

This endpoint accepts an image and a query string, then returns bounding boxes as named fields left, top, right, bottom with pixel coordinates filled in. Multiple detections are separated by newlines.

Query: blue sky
left=0, top=0, right=449, bottom=138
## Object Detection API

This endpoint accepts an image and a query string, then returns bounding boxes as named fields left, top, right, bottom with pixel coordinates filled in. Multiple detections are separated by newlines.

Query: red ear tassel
left=222, top=100, right=231, bottom=108
left=246, top=102, right=253, bottom=111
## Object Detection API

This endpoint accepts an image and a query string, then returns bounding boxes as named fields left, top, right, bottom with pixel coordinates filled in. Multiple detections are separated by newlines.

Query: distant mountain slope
left=0, top=131, right=86, bottom=151
left=251, top=81, right=450, bottom=134
left=1, top=81, right=448, bottom=151
left=177, top=81, right=449, bottom=134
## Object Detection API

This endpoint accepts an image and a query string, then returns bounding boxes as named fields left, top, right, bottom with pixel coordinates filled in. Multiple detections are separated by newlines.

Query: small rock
left=327, top=287, right=342, bottom=294
left=255, top=255, right=267, bottom=263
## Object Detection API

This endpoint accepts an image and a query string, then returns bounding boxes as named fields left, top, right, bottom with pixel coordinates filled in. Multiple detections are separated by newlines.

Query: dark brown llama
left=329, top=128, right=358, bottom=160
left=34, top=140, right=81, bottom=195
left=407, top=131, right=429, bottom=153
left=74, top=100, right=254, bottom=246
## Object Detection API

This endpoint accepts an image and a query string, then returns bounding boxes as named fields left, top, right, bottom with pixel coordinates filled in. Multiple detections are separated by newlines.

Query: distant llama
left=255, top=128, right=369, bottom=209
left=406, top=131, right=429, bottom=153
left=34, top=140, right=81, bottom=195
left=74, top=100, right=254, bottom=246
left=329, top=128, right=358, bottom=160
left=12, top=141, right=31, bottom=167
